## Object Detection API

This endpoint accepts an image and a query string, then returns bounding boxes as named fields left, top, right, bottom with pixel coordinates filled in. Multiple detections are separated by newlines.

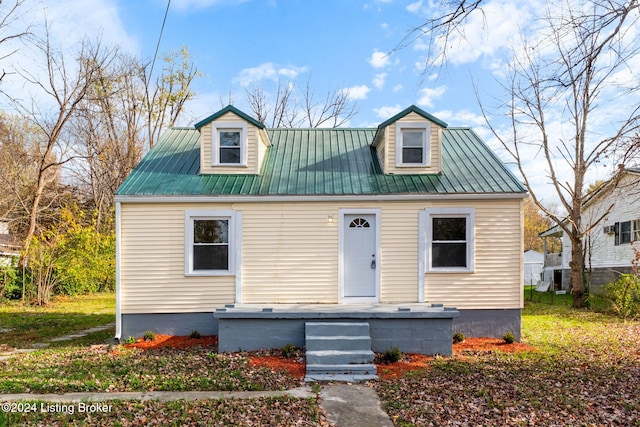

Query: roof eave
left=376, top=105, right=449, bottom=131
left=194, top=105, right=265, bottom=130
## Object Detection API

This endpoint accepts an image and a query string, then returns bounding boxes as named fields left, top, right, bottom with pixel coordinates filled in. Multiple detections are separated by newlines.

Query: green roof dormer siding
left=115, top=126, right=526, bottom=197
left=196, top=106, right=270, bottom=175
left=372, top=105, right=449, bottom=175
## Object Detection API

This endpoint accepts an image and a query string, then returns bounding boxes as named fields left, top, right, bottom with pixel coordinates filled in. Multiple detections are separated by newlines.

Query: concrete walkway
left=320, top=384, right=394, bottom=427
left=0, top=384, right=394, bottom=427
left=0, top=322, right=115, bottom=361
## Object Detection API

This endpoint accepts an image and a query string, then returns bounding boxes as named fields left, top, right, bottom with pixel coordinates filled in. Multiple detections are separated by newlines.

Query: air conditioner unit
left=603, top=225, right=615, bottom=234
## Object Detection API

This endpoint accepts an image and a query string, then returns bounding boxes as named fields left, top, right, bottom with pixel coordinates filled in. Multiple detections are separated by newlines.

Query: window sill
left=426, top=268, right=474, bottom=274
left=185, top=271, right=235, bottom=277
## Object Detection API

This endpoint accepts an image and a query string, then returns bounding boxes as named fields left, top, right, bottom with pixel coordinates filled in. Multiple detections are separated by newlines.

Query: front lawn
left=376, top=299, right=640, bottom=426
left=0, top=293, right=115, bottom=348
left=0, top=346, right=300, bottom=394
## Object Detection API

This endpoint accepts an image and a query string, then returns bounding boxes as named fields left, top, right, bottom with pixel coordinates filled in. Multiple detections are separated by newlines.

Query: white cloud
left=341, top=85, right=371, bottom=100
left=433, top=0, right=536, bottom=66
left=368, top=50, right=390, bottom=69
left=233, top=62, right=309, bottom=86
left=372, top=73, right=387, bottom=90
left=392, top=84, right=403, bottom=92
left=417, top=86, right=447, bottom=109
left=374, top=104, right=403, bottom=119
left=406, top=0, right=422, bottom=14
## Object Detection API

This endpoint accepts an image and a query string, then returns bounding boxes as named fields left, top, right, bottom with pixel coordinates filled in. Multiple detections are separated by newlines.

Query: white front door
left=342, top=213, right=378, bottom=301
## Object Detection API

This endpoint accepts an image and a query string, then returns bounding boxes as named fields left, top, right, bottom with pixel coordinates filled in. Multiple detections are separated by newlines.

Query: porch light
left=328, top=213, right=334, bottom=223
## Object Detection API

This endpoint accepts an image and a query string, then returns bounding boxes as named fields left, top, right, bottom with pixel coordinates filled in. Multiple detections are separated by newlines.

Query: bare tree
left=393, top=0, right=484, bottom=75
left=143, top=45, right=199, bottom=148
left=72, top=50, right=146, bottom=228
left=0, top=0, right=31, bottom=81
left=244, top=77, right=357, bottom=128
left=6, top=28, right=117, bottom=259
left=71, top=47, right=200, bottom=226
left=481, top=0, right=640, bottom=307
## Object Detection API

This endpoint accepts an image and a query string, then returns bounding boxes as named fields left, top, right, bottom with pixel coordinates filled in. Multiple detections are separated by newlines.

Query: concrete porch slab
left=214, top=303, right=459, bottom=356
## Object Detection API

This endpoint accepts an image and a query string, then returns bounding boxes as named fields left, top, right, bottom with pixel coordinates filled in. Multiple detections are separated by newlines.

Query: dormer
left=195, top=105, right=270, bottom=175
left=372, top=105, right=448, bottom=174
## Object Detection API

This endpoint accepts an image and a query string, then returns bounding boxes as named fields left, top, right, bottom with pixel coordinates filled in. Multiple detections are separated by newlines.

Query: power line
left=149, top=0, right=171, bottom=80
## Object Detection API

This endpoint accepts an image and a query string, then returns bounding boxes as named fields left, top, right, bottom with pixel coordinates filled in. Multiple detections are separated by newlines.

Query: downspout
left=115, top=201, right=122, bottom=340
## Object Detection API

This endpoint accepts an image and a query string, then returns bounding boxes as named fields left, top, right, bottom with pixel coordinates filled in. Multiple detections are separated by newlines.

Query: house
left=540, top=168, right=640, bottom=294
left=115, top=105, right=527, bottom=354
left=523, top=250, right=544, bottom=286
left=0, top=221, right=19, bottom=267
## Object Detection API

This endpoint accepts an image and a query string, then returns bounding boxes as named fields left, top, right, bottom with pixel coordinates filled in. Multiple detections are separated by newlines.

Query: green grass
left=0, top=293, right=115, bottom=348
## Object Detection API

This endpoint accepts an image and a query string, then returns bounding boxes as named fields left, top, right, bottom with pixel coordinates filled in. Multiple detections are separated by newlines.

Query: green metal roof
left=116, top=126, right=525, bottom=197
left=194, top=105, right=265, bottom=130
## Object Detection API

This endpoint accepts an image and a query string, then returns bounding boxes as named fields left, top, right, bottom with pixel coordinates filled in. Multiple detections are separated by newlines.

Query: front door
left=342, top=213, right=378, bottom=301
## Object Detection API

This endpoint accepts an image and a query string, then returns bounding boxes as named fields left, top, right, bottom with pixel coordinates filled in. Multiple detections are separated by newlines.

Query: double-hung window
left=396, top=122, right=430, bottom=166
left=615, top=219, right=640, bottom=245
left=424, top=208, right=475, bottom=272
left=185, top=210, right=238, bottom=275
left=211, top=121, right=247, bottom=166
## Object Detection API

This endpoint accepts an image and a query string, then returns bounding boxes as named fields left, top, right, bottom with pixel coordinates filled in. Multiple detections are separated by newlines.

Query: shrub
left=143, top=331, right=156, bottom=341
left=503, top=331, right=516, bottom=344
left=452, top=332, right=465, bottom=344
left=124, top=336, right=136, bottom=345
left=281, top=343, right=298, bottom=358
left=190, top=330, right=201, bottom=339
left=383, top=346, right=402, bottom=363
left=0, top=264, right=21, bottom=300
left=603, top=273, right=640, bottom=319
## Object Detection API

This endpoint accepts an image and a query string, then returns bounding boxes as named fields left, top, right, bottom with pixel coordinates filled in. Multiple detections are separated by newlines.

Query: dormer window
left=396, top=122, right=430, bottom=167
left=212, top=121, right=247, bottom=166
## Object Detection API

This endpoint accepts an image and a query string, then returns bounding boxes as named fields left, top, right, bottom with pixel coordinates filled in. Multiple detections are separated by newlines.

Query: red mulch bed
left=121, top=335, right=536, bottom=379
left=124, top=334, right=218, bottom=350
left=376, top=353, right=433, bottom=379
left=248, top=355, right=306, bottom=379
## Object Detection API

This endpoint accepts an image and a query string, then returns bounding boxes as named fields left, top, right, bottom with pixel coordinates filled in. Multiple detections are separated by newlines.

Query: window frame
left=615, top=220, right=639, bottom=245
left=423, top=207, right=475, bottom=273
left=185, top=210, right=237, bottom=276
left=211, top=121, right=248, bottom=166
left=395, top=121, right=430, bottom=167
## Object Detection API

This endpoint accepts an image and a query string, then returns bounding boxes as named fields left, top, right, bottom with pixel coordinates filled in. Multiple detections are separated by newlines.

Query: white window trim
left=421, top=207, right=475, bottom=274
left=395, top=121, right=430, bottom=167
left=184, top=209, right=239, bottom=276
left=211, top=121, right=248, bottom=166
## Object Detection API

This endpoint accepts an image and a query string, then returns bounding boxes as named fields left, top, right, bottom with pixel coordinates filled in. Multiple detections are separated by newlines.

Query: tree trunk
left=569, top=234, right=585, bottom=308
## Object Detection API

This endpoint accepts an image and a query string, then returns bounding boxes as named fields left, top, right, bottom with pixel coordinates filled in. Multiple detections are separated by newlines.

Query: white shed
left=524, top=250, right=544, bottom=286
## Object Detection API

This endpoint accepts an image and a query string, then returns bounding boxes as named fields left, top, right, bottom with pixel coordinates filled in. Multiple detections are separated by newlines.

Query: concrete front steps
left=304, top=322, right=377, bottom=382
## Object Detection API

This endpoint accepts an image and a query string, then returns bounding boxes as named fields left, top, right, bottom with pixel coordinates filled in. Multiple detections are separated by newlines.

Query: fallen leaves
left=376, top=321, right=640, bottom=426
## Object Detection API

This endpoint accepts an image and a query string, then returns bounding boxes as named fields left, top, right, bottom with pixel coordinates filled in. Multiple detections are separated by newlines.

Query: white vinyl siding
left=199, top=112, right=266, bottom=174
left=422, top=200, right=523, bottom=309
left=576, top=173, right=640, bottom=269
left=119, top=203, right=236, bottom=313
left=383, top=112, right=442, bottom=174
left=118, top=199, right=523, bottom=313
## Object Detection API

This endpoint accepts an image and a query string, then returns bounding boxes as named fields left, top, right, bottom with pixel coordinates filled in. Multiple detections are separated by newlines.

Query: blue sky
left=3, top=0, right=638, bottom=207
left=53, top=0, right=500, bottom=128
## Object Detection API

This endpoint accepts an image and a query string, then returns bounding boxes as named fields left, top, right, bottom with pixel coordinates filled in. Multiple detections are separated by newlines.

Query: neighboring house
left=540, top=168, right=640, bottom=294
left=115, top=105, right=527, bottom=351
left=0, top=221, right=19, bottom=267
left=523, top=250, right=544, bottom=286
